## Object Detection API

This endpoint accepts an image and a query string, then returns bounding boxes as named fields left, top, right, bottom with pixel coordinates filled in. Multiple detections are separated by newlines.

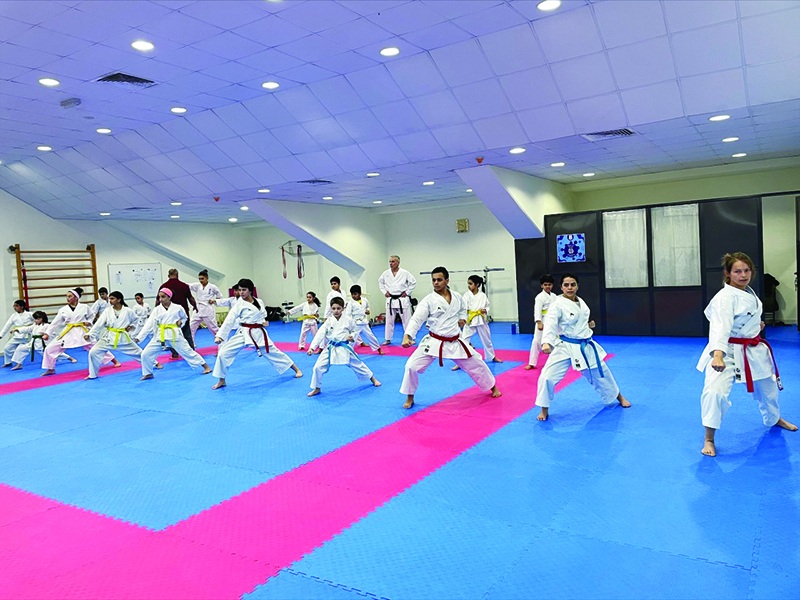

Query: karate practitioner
left=41, top=288, right=120, bottom=376
left=400, top=266, right=501, bottom=409
left=136, top=288, right=211, bottom=380
left=211, top=287, right=241, bottom=309
left=89, top=288, right=110, bottom=321
left=536, top=273, right=630, bottom=421
left=1, top=300, right=34, bottom=367
left=212, top=278, right=301, bottom=389
left=307, top=296, right=380, bottom=396
left=189, top=269, right=223, bottom=341
left=453, top=275, right=501, bottom=370
left=697, top=252, right=796, bottom=457
left=379, top=255, right=416, bottom=345
left=130, top=293, right=152, bottom=341
left=84, top=291, right=143, bottom=379
left=9, top=311, right=75, bottom=370
left=526, top=274, right=555, bottom=370
left=324, top=277, right=346, bottom=319
left=345, top=285, right=384, bottom=354
left=288, top=292, right=321, bottom=350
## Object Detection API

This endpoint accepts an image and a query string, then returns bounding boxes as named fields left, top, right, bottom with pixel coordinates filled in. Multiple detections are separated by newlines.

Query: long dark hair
left=32, top=310, right=48, bottom=323
left=307, top=291, right=321, bottom=306
left=468, top=274, right=485, bottom=292
left=14, top=299, right=27, bottom=311
left=109, top=291, right=128, bottom=307
left=236, top=278, right=260, bottom=309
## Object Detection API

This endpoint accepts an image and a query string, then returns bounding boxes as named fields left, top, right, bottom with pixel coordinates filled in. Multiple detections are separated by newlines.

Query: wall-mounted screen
left=556, top=233, right=586, bottom=263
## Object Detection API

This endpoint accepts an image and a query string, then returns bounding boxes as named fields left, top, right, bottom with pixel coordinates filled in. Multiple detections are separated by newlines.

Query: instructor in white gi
left=379, top=255, right=416, bottom=345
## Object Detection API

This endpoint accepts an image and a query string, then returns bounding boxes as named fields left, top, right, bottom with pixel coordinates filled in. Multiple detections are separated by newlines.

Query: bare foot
left=201, top=365, right=212, bottom=374
left=492, top=358, right=503, bottom=363
left=524, top=365, right=536, bottom=370
left=537, top=407, right=549, bottom=421
left=381, top=341, right=391, bottom=346
left=2, top=363, right=10, bottom=368
left=69, top=357, right=78, bottom=363
left=490, top=386, right=502, bottom=398
left=371, top=377, right=381, bottom=387
left=294, top=369, right=303, bottom=378
left=403, top=396, right=414, bottom=409
left=41, top=369, right=55, bottom=377
left=702, top=440, right=716, bottom=456
left=212, top=380, right=226, bottom=389
left=451, top=365, right=460, bottom=371
left=298, top=346, right=305, bottom=351
left=112, top=359, right=122, bottom=367
left=775, top=418, right=798, bottom=431
left=308, top=387, right=321, bottom=397
left=84, top=375, right=96, bottom=380
left=140, top=374, right=154, bottom=381
left=617, top=394, right=631, bottom=408
left=378, top=348, right=385, bottom=355
left=155, top=363, right=163, bottom=370
left=10, top=365, right=22, bottom=371
left=360, top=342, right=369, bottom=347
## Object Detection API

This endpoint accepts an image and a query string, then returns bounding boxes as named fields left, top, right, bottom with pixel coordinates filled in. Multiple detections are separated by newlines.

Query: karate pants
left=400, top=347, right=495, bottom=395
left=12, top=345, right=72, bottom=365
left=298, top=320, right=318, bottom=349
left=42, top=340, right=113, bottom=371
left=141, top=336, right=205, bottom=376
left=700, top=357, right=780, bottom=429
left=384, top=304, right=411, bottom=342
left=4, top=339, right=25, bottom=364
left=190, top=312, right=219, bottom=339
left=355, top=323, right=380, bottom=351
left=529, top=327, right=543, bottom=367
left=88, top=339, right=142, bottom=378
left=310, top=350, right=373, bottom=390
left=535, top=356, right=619, bottom=408
left=212, top=330, right=294, bottom=379
left=461, top=323, right=496, bottom=361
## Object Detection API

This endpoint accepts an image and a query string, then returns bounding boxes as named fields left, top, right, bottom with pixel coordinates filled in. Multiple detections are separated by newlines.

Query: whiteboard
left=107, top=263, right=163, bottom=301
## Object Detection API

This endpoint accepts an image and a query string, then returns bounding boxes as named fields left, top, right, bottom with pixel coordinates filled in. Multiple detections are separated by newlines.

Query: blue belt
left=327, top=339, right=359, bottom=365
left=560, top=335, right=604, bottom=382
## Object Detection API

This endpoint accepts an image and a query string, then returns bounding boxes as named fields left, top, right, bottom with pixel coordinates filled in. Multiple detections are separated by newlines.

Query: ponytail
left=468, top=274, right=485, bottom=292
left=109, top=291, right=128, bottom=307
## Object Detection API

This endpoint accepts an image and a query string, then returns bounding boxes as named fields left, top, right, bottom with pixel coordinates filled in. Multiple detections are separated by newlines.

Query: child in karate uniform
left=454, top=275, right=501, bottom=370
left=307, top=296, right=380, bottom=396
left=130, top=293, right=152, bottom=341
left=345, top=285, right=384, bottom=354
left=1, top=300, right=33, bottom=367
left=288, top=292, right=321, bottom=350
left=84, top=291, right=143, bottom=379
left=526, top=274, right=555, bottom=370
left=324, top=277, right=345, bottom=319
left=9, top=311, right=75, bottom=370
left=189, top=269, right=223, bottom=341
left=89, top=287, right=110, bottom=322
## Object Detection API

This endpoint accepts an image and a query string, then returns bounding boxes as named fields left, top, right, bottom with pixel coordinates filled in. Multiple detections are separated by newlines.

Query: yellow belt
left=542, top=309, right=548, bottom=314
left=58, top=323, right=88, bottom=340
left=159, top=324, right=179, bottom=344
left=298, top=315, right=318, bottom=321
left=467, top=310, right=483, bottom=325
left=107, top=327, right=131, bottom=349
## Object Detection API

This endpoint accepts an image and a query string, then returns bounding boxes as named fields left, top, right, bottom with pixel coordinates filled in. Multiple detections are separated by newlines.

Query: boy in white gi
left=526, top=274, right=555, bottom=370
left=84, top=291, right=143, bottom=379
left=307, top=297, right=380, bottom=397
left=697, top=252, right=796, bottom=456
left=288, top=292, right=321, bottom=350
left=400, top=267, right=501, bottom=409
left=89, top=287, right=110, bottom=322
left=345, top=285, right=384, bottom=354
left=536, top=273, right=631, bottom=421
left=324, top=277, right=346, bottom=319
left=1, top=300, right=34, bottom=367
left=130, top=293, right=152, bottom=341
left=189, top=269, right=223, bottom=341
left=379, top=255, right=416, bottom=345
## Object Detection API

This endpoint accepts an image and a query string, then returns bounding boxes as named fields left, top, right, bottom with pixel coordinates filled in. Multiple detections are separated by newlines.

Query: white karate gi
left=324, top=289, right=346, bottom=319
left=213, top=299, right=294, bottom=379
left=215, top=296, right=238, bottom=308
left=89, top=298, right=109, bottom=319
left=379, top=267, right=416, bottom=342
left=42, top=303, right=114, bottom=371
left=1, top=310, right=34, bottom=365
left=11, top=323, right=73, bottom=365
left=529, top=290, right=555, bottom=367
left=535, top=295, right=619, bottom=408
left=86, top=306, right=143, bottom=378
left=288, top=301, right=320, bottom=349
left=345, top=297, right=380, bottom=351
left=400, top=290, right=495, bottom=395
left=130, top=303, right=152, bottom=340
left=189, top=281, right=223, bottom=338
left=308, top=315, right=373, bottom=390
left=697, top=284, right=781, bottom=429
left=460, top=290, right=496, bottom=361
left=138, top=303, right=206, bottom=377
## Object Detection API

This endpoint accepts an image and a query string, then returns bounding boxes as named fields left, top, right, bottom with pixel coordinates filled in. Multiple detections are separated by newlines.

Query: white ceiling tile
left=36, top=152, right=79, bottom=175
left=90, top=137, right=140, bottom=163
left=453, top=4, right=528, bottom=37
left=40, top=8, right=131, bottom=43
left=277, top=63, right=338, bottom=84
left=179, top=1, right=267, bottom=29
left=318, top=17, right=394, bottom=50
left=430, top=39, right=494, bottom=87
left=532, top=6, right=603, bottom=62
left=371, top=99, right=428, bottom=135
left=182, top=93, right=240, bottom=110
left=393, top=131, right=447, bottom=161
left=137, top=10, right=223, bottom=45
left=83, top=167, right=124, bottom=189
left=215, top=137, right=263, bottom=165
left=207, top=84, right=264, bottom=102
left=0, top=15, right=31, bottom=42
left=136, top=123, right=184, bottom=153
left=593, top=0, right=666, bottom=48
left=567, top=93, right=627, bottom=132
left=747, top=58, right=800, bottom=104
left=499, top=66, right=562, bottom=111
left=400, top=21, right=472, bottom=50
left=302, top=116, right=355, bottom=149
left=385, top=53, right=447, bottom=97
left=279, top=1, right=359, bottom=32
left=150, top=178, right=187, bottom=200
left=479, top=24, right=545, bottom=77
left=275, top=85, right=331, bottom=121
left=74, top=142, right=118, bottom=167
left=680, top=69, right=747, bottom=114
left=269, top=155, right=315, bottom=182
left=122, top=158, right=167, bottom=182
left=314, top=51, right=379, bottom=75
left=335, top=108, right=391, bottom=142
left=452, top=78, right=512, bottom=120
left=327, top=144, right=376, bottom=172
left=517, top=104, right=576, bottom=141
left=189, top=142, right=237, bottom=169
left=607, top=37, right=676, bottom=89
left=185, top=110, right=238, bottom=142
left=742, top=8, right=800, bottom=65
left=337, top=1, right=408, bottom=17
left=240, top=161, right=285, bottom=186
left=621, top=81, right=684, bottom=126
left=237, top=48, right=305, bottom=73
left=473, top=113, right=529, bottom=149
left=195, top=170, right=236, bottom=194
left=738, top=0, right=800, bottom=18
left=77, top=0, right=173, bottom=27
left=233, top=14, right=312, bottom=46
left=7, top=25, right=95, bottom=57
left=171, top=175, right=212, bottom=197
left=143, top=154, right=187, bottom=179
left=0, top=43, right=61, bottom=68
left=366, top=1, right=446, bottom=35
left=551, top=52, right=616, bottom=101
left=0, top=60, right=32, bottom=80
left=217, top=166, right=258, bottom=190
left=430, top=123, right=484, bottom=155
left=96, top=29, right=183, bottom=60
left=23, top=158, right=61, bottom=180
left=295, top=151, right=344, bottom=178
left=357, top=138, right=409, bottom=166
left=425, top=0, right=502, bottom=19
left=158, top=118, right=209, bottom=147
left=662, top=1, right=737, bottom=33
left=307, top=76, right=367, bottom=115
left=156, top=45, right=230, bottom=71
left=165, top=149, right=210, bottom=175
left=212, top=103, right=264, bottom=136
left=58, top=147, right=99, bottom=171
left=66, top=171, right=104, bottom=192
left=197, top=61, right=264, bottom=85
left=49, top=174, right=89, bottom=195
left=190, top=32, right=267, bottom=61
left=240, top=95, right=298, bottom=129
left=272, top=124, right=323, bottom=154
left=346, top=64, right=405, bottom=106
left=409, top=90, right=469, bottom=128
left=672, top=22, right=742, bottom=77
left=278, top=34, right=347, bottom=63
left=0, top=1, right=71, bottom=24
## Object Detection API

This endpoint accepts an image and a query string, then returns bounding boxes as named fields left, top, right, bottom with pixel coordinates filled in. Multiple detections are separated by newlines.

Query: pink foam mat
left=2, top=352, right=606, bottom=599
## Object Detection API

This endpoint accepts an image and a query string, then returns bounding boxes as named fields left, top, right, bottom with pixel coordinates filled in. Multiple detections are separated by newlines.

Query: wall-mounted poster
left=556, top=233, right=586, bottom=263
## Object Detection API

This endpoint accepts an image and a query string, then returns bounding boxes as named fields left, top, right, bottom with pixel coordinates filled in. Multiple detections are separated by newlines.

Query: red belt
left=242, top=323, right=269, bottom=357
left=429, top=331, right=472, bottom=367
left=728, top=336, right=781, bottom=393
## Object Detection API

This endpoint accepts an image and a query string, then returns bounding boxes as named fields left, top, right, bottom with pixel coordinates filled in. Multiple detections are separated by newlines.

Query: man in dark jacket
left=159, top=268, right=198, bottom=355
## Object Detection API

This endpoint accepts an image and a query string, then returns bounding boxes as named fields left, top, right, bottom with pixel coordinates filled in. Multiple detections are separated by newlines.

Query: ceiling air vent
left=95, top=72, right=156, bottom=88
left=580, top=128, right=637, bottom=142
left=298, top=179, right=334, bottom=185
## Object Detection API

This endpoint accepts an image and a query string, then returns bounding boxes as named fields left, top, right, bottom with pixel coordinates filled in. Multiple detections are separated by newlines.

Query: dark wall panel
left=654, top=290, right=705, bottom=336
left=701, top=196, right=761, bottom=269
left=545, top=212, right=601, bottom=274
left=514, top=238, right=547, bottom=334
left=604, top=290, right=651, bottom=335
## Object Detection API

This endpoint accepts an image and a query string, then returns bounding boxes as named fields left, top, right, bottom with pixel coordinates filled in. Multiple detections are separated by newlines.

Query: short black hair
left=330, top=296, right=345, bottom=307
left=540, top=274, right=555, bottom=285
left=98, top=287, right=108, bottom=295
left=330, top=276, right=340, bottom=284
left=560, top=273, right=579, bottom=285
left=431, top=266, right=449, bottom=280
left=350, top=284, right=361, bottom=295
left=135, top=292, right=144, bottom=299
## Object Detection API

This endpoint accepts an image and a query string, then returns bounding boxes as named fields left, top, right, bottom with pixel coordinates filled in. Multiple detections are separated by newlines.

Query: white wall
left=762, top=195, right=797, bottom=324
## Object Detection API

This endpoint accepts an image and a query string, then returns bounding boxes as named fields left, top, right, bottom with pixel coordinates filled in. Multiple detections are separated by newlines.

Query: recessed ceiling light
left=96, top=128, right=112, bottom=134
left=732, top=153, right=747, bottom=158
left=582, top=172, right=595, bottom=177
left=228, top=217, right=238, bottom=223
left=37, top=146, right=52, bottom=152
left=373, top=200, right=382, bottom=204
left=170, top=215, right=180, bottom=219
left=551, top=162, right=565, bottom=167
left=258, top=188, right=270, bottom=193
left=380, top=47, right=400, bottom=57
left=322, top=196, right=333, bottom=200
left=261, top=81, right=280, bottom=90
left=509, top=147, right=526, bottom=154
left=240, top=205, right=249, bottom=211
left=170, top=107, right=187, bottom=114
left=170, top=201, right=182, bottom=206
left=38, top=77, right=60, bottom=87
left=99, top=212, right=111, bottom=216
left=709, top=114, right=730, bottom=122
left=131, top=40, right=155, bottom=51
left=422, top=181, right=435, bottom=186
left=722, top=137, right=739, bottom=143
left=537, top=0, right=562, bottom=11
left=466, top=189, right=473, bottom=193
left=366, top=172, right=380, bottom=177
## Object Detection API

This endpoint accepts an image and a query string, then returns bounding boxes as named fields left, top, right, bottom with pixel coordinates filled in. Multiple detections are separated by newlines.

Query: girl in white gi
left=346, top=285, right=384, bottom=354
left=453, top=275, right=502, bottom=370
left=536, top=273, right=630, bottom=421
left=379, top=255, right=417, bottom=345
left=698, top=252, right=796, bottom=457
left=307, top=296, right=381, bottom=397
left=136, top=288, right=211, bottom=380
left=9, top=311, right=76, bottom=370
left=288, top=292, right=321, bottom=350
left=1, top=300, right=34, bottom=367
left=212, top=278, right=302, bottom=389
left=89, top=287, right=110, bottom=322
left=525, top=274, right=555, bottom=370
left=401, top=267, right=501, bottom=409
left=84, top=291, right=143, bottom=380
left=41, top=288, right=121, bottom=376
left=130, top=293, right=152, bottom=341
left=189, top=269, right=223, bottom=341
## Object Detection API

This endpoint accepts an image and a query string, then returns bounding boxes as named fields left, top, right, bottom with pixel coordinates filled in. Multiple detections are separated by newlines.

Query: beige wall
left=761, top=195, right=797, bottom=324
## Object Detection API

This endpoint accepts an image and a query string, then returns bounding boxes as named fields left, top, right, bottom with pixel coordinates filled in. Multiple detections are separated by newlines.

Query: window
left=651, top=204, right=701, bottom=287
left=603, top=209, right=649, bottom=288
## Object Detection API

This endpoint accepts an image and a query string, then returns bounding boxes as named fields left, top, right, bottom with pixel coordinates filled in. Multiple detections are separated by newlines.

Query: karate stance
left=288, top=292, right=321, bottom=350
left=1, top=300, right=33, bottom=367
left=89, top=287, right=110, bottom=322
left=84, top=291, right=143, bottom=379
left=136, top=288, right=211, bottom=380
left=453, top=275, right=501, bottom=370
left=324, top=277, right=346, bottom=319
left=697, top=252, right=796, bottom=456
left=189, top=269, right=223, bottom=341
left=401, top=267, right=501, bottom=409
left=307, top=296, right=380, bottom=396
left=130, top=293, right=152, bottom=341
left=379, top=255, right=416, bottom=345
left=536, top=273, right=630, bottom=421
left=212, top=278, right=301, bottom=389
left=526, top=274, right=555, bottom=370
left=9, top=311, right=75, bottom=370
left=345, top=285, right=384, bottom=354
